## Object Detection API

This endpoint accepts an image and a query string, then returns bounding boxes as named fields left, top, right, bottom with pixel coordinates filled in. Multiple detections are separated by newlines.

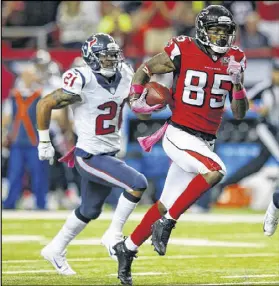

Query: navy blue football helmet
left=81, top=33, right=123, bottom=77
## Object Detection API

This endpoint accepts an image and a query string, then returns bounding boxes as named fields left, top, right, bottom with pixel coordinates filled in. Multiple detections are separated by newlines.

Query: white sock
left=165, top=212, right=176, bottom=221
left=125, top=236, right=138, bottom=251
left=108, top=193, right=138, bottom=233
left=48, top=210, right=87, bottom=254
left=267, top=201, right=279, bottom=218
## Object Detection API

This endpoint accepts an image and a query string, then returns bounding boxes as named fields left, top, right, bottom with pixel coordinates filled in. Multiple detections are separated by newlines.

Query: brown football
left=145, top=82, right=173, bottom=106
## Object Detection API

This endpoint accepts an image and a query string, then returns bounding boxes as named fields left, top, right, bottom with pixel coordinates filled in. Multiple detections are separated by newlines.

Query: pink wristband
left=129, top=84, right=145, bottom=96
left=232, top=88, right=247, bottom=100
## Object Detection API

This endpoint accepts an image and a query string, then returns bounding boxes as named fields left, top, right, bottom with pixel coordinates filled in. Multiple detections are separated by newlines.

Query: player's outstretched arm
left=231, top=75, right=249, bottom=120
left=37, top=88, right=82, bottom=130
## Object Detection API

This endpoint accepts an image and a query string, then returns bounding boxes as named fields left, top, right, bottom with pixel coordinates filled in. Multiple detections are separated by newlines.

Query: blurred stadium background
left=2, top=0, right=279, bottom=212
left=2, top=1, right=279, bottom=285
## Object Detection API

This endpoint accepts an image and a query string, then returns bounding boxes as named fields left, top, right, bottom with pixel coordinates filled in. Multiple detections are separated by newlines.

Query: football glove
left=227, top=55, right=242, bottom=85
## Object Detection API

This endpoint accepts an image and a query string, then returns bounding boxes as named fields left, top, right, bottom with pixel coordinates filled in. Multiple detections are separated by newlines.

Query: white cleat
left=263, top=211, right=279, bottom=236
left=41, top=246, right=76, bottom=275
left=101, top=230, right=123, bottom=261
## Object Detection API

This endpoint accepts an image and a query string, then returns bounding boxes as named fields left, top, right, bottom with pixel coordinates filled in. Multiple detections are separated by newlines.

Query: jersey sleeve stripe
left=170, top=42, right=181, bottom=60
left=74, top=69, right=86, bottom=89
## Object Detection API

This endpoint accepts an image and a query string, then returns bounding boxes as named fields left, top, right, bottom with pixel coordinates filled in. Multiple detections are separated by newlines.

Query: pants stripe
left=76, top=156, right=132, bottom=190
left=185, top=150, right=222, bottom=172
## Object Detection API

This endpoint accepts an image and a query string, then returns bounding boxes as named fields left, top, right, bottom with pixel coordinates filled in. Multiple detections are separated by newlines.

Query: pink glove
left=227, top=55, right=242, bottom=84
left=130, top=88, right=164, bottom=114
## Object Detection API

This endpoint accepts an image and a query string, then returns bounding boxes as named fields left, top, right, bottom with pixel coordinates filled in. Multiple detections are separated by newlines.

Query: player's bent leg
left=150, top=129, right=227, bottom=255
left=113, top=239, right=138, bottom=286
left=263, top=191, right=279, bottom=236
left=78, top=180, right=123, bottom=260
left=41, top=208, right=89, bottom=275
left=112, top=201, right=164, bottom=284
left=152, top=171, right=224, bottom=256
left=151, top=163, right=194, bottom=255
left=75, top=152, right=148, bottom=260
left=114, top=201, right=165, bottom=285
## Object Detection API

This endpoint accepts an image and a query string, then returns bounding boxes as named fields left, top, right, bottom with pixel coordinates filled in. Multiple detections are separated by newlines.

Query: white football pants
left=160, top=124, right=226, bottom=210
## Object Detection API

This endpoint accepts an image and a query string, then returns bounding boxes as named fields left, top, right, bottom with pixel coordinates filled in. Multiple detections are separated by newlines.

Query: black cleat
left=113, top=240, right=137, bottom=285
left=151, top=216, right=176, bottom=256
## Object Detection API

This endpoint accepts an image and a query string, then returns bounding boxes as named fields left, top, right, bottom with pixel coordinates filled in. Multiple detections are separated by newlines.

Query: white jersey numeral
left=182, top=70, right=232, bottom=108
left=183, top=70, right=207, bottom=106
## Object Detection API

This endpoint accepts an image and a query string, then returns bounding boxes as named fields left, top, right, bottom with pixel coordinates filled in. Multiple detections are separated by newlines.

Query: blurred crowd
left=1, top=1, right=279, bottom=211
left=2, top=1, right=279, bottom=55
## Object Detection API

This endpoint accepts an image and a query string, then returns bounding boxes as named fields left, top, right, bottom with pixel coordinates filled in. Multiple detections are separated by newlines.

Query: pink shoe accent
left=137, top=122, right=169, bottom=152
left=58, top=146, right=76, bottom=168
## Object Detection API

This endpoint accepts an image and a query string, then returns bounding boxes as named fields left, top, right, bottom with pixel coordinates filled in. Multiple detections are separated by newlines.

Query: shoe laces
left=161, top=218, right=176, bottom=245
left=265, top=214, right=279, bottom=226
left=58, top=250, right=68, bottom=265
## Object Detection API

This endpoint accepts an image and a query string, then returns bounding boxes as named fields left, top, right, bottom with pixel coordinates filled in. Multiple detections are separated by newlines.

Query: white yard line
left=2, top=253, right=276, bottom=264
left=3, top=270, right=57, bottom=274
left=2, top=210, right=264, bottom=223
left=2, top=235, right=266, bottom=248
left=195, top=283, right=279, bottom=286
left=2, top=269, right=279, bottom=286
left=2, top=235, right=44, bottom=242
left=222, top=274, right=279, bottom=278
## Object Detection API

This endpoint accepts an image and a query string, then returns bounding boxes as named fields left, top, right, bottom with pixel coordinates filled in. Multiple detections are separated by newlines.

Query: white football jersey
left=62, top=63, right=133, bottom=155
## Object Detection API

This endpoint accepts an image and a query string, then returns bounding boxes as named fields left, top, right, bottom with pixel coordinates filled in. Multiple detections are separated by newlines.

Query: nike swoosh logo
left=53, top=258, right=62, bottom=269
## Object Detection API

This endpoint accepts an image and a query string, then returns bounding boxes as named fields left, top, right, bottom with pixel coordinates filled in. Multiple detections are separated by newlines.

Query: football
left=145, top=82, right=173, bottom=106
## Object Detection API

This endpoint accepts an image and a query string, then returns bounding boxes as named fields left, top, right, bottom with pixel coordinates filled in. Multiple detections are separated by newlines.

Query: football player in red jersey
left=113, top=5, right=249, bottom=285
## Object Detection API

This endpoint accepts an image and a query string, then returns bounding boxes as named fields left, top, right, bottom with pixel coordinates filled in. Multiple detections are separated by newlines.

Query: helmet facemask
left=196, top=16, right=236, bottom=54
left=93, top=43, right=124, bottom=77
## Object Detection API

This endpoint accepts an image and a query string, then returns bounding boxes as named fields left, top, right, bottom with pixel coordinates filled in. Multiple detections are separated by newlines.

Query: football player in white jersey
left=36, top=33, right=150, bottom=276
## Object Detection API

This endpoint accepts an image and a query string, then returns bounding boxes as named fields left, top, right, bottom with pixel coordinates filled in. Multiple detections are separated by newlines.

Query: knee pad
left=80, top=205, right=102, bottom=220
left=273, top=192, right=279, bottom=209
left=134, top=173, right=148, bottom=191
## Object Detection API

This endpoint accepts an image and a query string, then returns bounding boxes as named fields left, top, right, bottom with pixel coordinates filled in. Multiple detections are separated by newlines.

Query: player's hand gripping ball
left=145, top=82, right=173, bottom=107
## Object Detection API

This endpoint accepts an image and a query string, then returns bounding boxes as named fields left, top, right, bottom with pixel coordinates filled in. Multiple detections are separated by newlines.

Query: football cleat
left=151, top=216, right=176, bottom=256
left=113, top=240, right=137, bottom=286
left=263, top=211, right=279, bottom=236
left=41, top=245, right=76, bottom=275
left=101, top=229, right=123, bottom=261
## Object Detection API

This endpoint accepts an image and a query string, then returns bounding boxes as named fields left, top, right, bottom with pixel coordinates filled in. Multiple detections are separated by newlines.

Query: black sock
left=123, top=190, right=141, bottom=203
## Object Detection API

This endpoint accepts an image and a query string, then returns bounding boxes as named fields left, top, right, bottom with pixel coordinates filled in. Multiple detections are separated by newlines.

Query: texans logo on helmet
left=89, top=37, right=97, bottom=47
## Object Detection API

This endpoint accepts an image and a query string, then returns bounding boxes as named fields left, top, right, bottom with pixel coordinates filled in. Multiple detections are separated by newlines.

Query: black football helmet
left=195, top=5, right=236, bottom=54
left=81, top=33, right=124, bottom=77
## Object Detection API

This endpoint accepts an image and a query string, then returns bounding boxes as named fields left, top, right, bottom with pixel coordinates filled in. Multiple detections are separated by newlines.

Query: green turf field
left=2, top=208, right=279, bottom=285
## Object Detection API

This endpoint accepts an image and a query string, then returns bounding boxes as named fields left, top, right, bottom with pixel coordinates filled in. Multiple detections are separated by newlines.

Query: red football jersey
left=164, top=36, right=246, bottom=135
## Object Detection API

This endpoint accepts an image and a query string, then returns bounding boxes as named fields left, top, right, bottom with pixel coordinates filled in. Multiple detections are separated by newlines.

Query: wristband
left=38, top=129, right=50, bottom=142
left=232, top=88, right=247, bottom=100
left=129, top=84, right=145, bottom=96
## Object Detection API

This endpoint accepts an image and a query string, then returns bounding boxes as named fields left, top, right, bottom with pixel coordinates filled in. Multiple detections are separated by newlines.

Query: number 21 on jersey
left=183, top=70, right=232, bottom=108
left=64, top=72, right=78, bottom=87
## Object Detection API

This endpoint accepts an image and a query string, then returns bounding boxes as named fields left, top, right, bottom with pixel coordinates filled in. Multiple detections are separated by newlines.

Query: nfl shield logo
left=110, top=87, right=115, bottom=94
left=221, top=57, right=230, bottom=66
